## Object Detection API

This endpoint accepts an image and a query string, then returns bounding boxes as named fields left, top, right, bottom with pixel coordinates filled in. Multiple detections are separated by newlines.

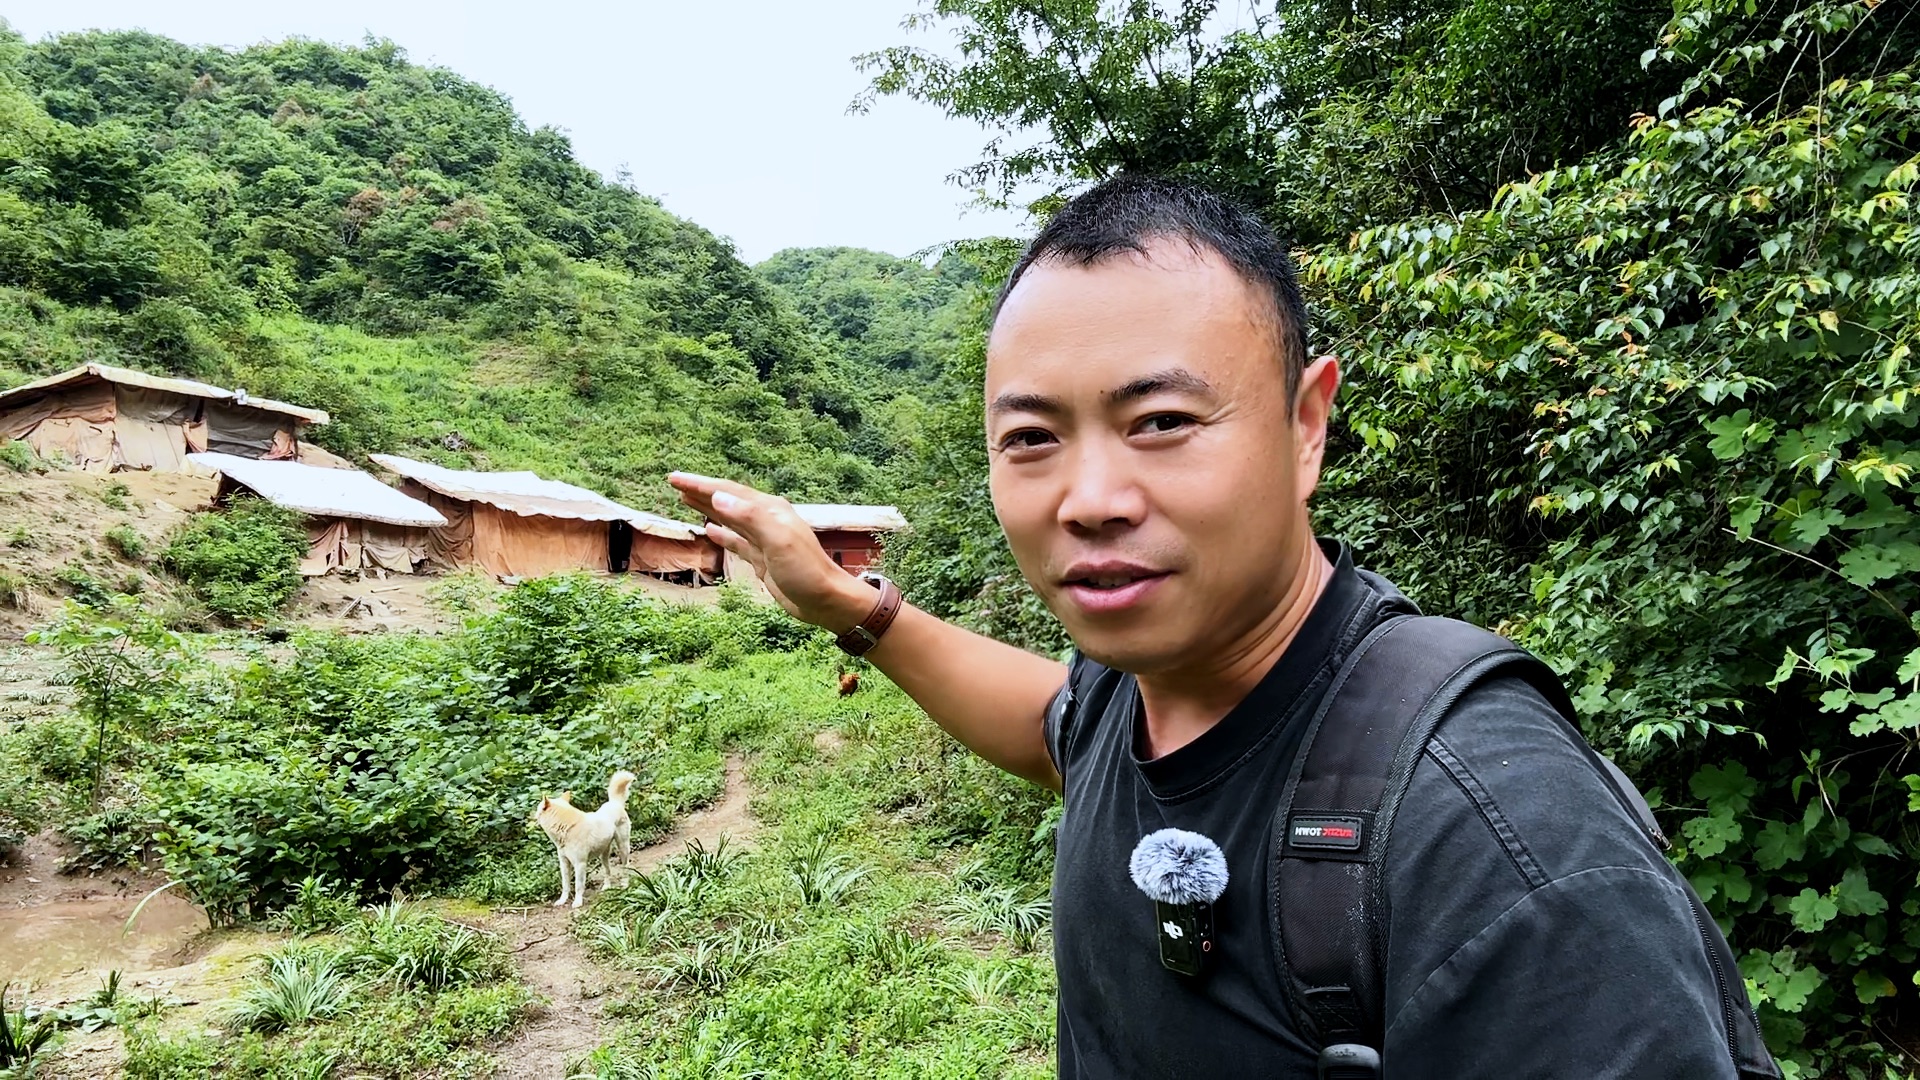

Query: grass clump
left=221, top=948, right=355, bottom=1033
left=105, top=523, right=146, bottom=561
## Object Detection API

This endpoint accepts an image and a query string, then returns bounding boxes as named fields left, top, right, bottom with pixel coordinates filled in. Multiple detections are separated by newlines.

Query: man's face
left=984, top=240, right=1337, bottom=677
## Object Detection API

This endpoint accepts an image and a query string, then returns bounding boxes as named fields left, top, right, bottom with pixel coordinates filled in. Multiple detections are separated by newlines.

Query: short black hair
left=992, top=174, right=1309, bottom=399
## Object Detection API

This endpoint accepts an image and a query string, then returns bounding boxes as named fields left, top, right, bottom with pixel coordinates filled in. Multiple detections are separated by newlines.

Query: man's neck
left=1135, top=536, right=1334, bottom=760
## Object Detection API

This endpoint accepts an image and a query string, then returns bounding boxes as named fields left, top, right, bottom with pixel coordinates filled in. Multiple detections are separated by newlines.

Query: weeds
left=939, top=885, right=1053, bottom=953
left=846, top=922, right=947, bottom=974
left=786, top=833, right=871, bottom=906
left=100, top=481, right=131, bottom=511
left=269, top=874, right=360, bottom=936
left=0, top=441, right=44, bottom=475
left=221, top=948, right=356, bottom=1033
left=347, top=901, right=505, bottom=990
left=105, top=524, right=145, bottom=561
left=0, top=984, right=59, bottom=1072
left=567, top=1019, right=750, bottom=1079
left=644, top=928, right=768, bottom=995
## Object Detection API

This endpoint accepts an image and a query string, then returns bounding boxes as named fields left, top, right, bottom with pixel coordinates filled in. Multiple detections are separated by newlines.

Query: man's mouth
left=1059, top=563, right=1171, bottom=613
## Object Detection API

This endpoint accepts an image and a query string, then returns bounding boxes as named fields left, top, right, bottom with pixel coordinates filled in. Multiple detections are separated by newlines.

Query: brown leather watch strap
left=835, top=576, right=902, bottom=657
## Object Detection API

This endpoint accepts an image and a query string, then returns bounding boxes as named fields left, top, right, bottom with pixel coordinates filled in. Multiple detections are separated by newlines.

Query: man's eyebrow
left=1107, top=368, right=1217, bottom=406
left=988, top=391, right=1064, bottom=418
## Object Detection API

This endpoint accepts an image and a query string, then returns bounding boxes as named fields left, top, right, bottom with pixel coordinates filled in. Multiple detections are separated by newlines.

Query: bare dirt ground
left=0, top=469, right=214, bottom=638
left=477, top=755, right=757, bottom=1079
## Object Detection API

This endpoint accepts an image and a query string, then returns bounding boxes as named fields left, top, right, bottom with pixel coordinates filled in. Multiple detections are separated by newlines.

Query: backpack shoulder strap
left=1267, top=613, right=1550, bottom=1049
left=1267, top=614, right=1781, bottom=1079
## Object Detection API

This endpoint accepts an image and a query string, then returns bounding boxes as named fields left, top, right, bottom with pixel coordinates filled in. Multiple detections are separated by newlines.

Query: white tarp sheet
left=792, top=503, right=909, bottom=532
left=370, top=453, right=704, bottom=539
left=189, top=453, right=447, bottom=527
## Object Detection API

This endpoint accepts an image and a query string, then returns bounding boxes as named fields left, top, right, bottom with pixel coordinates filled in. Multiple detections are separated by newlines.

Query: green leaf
left=1704, top=409, right=1753, bottom=460
left=1864, top=694, right=1920, bottom=734
left=1852, top=834, right=1896, bottom=857
left=1834, top=867, right=1889, bottom=917
left=1852, top=970, right=1897, bottom=1004
left=1836, top=545, right=1904, bottom=587
left=1689, top=762, right=1757, bottom=814
left=1899, top=648, right=1920, bottom=684
left=1787, top=888, right=1839, bottom=932
left=1753, top=821, right=1808, bottom=871
left=1787, top=508, right=1846, bottom=548
left=1682, top=810, right=1743, bottom=858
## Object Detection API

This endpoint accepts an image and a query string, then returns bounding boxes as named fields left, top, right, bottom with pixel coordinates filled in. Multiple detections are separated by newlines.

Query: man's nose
left=1056, top=441, right=1146, bottom=534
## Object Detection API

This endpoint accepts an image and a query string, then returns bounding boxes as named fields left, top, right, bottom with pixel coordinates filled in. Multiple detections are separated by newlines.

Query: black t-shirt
left=1044, top=541, right=1739, bottom=1079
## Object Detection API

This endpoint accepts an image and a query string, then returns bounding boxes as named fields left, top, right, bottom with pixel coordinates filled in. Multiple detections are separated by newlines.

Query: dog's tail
left=606, top=769, right=637, bottom=805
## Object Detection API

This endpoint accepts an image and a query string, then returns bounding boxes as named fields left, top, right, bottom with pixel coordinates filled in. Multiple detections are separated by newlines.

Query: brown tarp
left=632, top=533, right=721, bottom=577
left=471, top=503, right=607, bottom=577
left=301, top=517, right=430, bottom=576
left=402, top=482, right=611, bottom=578
left=1, top=380, right=117, bottom=470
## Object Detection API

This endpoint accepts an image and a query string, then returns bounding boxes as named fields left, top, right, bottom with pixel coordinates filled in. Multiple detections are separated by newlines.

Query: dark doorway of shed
left=609, top=520, right=633, bottom=573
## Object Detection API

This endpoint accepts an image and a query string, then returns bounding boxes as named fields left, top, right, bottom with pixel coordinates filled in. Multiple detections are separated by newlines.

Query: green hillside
left=0, top=27, right=884, bottom=510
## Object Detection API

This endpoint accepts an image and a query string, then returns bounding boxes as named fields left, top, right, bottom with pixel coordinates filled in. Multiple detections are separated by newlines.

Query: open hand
left=668, top=472, right=875, bottom=632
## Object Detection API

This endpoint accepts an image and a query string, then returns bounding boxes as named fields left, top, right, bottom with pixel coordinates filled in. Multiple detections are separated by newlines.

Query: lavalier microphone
left=1129, top=828, right=1228, bottom=976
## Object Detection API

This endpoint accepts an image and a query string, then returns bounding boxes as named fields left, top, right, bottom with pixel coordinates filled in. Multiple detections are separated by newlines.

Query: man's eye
left=1000, top=429, right=1056, bottom=451
left=1138, top=414, right=1194, bottom=435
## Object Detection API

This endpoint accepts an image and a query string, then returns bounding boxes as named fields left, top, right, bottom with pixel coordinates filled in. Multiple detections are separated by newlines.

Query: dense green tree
left=870, top=0, right=1919, bottom=1072
left=856, top=0, right=1690, bottom=242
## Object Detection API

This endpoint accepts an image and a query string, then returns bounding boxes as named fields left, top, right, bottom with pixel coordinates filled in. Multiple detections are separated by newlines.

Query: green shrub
left=0, top=441, right=43, bottom=475
left=106, top=523, right=146, bottom=561
left=1, top=982, right=60, bottom=1071
left=159, top=498, right=304, bottom=624
left=55, top=564, right=113, bottom=608
left=100, top=480, right=131, bottom=511
left=478, top=574, right=639, bottom=713
left=4, top=527, right=32, bottom=549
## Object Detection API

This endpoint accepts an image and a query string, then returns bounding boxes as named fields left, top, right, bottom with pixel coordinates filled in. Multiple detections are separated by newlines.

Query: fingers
left=668, top=472, right=804, bottom=553
left=668, top=472, right=760, bottom=514
left=702, top=522, right=751, bottom=556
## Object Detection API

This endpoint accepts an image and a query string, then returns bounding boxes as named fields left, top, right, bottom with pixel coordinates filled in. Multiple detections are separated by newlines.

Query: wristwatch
left=835, top=572, right=902, bottom=657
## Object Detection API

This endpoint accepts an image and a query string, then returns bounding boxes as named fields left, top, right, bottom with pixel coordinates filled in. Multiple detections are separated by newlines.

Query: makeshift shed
left=0, top=364, right=329, bottom=473
left=370, top=454, right=718, bottom=580
left=188, top=452, right=447, bottom=576
left=792, top=504, right=909, bottom=573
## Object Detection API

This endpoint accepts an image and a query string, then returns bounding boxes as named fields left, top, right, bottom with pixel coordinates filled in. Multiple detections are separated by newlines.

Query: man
left=671, top=175, right=1757, bottom=1077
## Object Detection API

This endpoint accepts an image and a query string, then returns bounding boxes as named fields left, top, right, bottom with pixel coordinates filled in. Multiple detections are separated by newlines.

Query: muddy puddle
left=0, top=891, right=208, bottom=983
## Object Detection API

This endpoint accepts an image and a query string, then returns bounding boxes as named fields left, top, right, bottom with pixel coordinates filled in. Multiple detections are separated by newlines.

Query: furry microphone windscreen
left=1129, top=828, right=1229, bottom=905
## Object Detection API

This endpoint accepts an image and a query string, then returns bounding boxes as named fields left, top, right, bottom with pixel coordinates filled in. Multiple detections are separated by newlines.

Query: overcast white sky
left=3, top=1, right=1032, bottom=263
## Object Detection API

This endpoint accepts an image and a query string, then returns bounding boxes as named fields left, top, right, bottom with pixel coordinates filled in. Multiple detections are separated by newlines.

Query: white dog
left=532, top=769, right=635, bottom=908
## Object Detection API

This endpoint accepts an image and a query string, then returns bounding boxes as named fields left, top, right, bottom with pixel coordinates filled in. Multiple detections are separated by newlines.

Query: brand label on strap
left=1287, top=814, right=1365, bottom=852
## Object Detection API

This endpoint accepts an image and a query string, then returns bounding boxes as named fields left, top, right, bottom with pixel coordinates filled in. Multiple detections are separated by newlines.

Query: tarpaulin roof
left=369, top=454, right=705, bottom=540
left=0, top=363, right=329, bottom=425
left=793, top=504, right=909, bottom=532
left=189, top=453, right=447, bottom=527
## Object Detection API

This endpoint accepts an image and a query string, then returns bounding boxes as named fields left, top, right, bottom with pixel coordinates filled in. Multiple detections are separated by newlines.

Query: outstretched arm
left=670, top=472, right=1066, bottom=791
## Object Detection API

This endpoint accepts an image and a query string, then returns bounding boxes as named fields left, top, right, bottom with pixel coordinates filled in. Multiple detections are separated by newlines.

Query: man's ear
left=1293, top=354, right=1342, bottom=500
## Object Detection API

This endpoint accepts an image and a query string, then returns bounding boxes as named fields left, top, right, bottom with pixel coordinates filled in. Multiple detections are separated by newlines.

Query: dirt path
left=482, top=754, right=756, bottom=1079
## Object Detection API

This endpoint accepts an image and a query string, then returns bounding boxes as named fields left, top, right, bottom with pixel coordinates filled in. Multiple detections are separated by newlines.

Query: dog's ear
left=539, top=796, right=550, bottom=810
